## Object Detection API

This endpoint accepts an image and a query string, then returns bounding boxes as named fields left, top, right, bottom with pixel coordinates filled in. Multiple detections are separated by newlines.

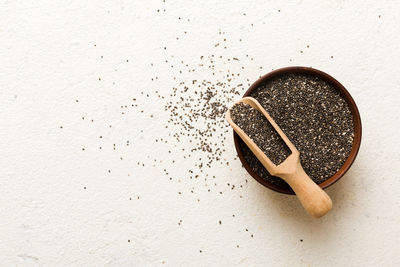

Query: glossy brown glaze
left=234, top=66, right=362, bottom=194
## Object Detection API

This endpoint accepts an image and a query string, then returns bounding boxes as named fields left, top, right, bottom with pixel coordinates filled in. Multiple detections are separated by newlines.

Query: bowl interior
left=234, top=66, right=362, bottom=194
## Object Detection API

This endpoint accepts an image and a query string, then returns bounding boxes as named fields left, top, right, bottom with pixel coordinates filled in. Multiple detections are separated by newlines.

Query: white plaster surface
left=1, top=0, right=400, bottom=266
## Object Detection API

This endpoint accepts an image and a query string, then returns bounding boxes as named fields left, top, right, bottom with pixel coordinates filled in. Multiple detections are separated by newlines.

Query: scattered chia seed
left=82, top=27, right=260, bottom=245
left=230, top=103, right=291, bottom=165
left=240, top=73, right=354, bottom=189
left=162, top=52, right=247, bottom=173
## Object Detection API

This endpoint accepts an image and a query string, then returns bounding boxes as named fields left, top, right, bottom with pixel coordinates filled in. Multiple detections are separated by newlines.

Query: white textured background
left=1, top=0, right=400, bottom=266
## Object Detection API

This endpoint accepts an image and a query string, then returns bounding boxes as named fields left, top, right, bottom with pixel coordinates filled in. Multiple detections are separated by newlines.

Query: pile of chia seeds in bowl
left=237, top=73, right=354, bottom=190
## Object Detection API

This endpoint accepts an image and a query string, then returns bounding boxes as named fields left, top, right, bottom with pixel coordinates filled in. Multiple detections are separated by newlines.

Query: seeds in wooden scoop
left=230, top=103, right=291, bottom=165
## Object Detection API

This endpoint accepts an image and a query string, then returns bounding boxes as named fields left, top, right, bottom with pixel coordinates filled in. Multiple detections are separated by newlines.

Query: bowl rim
left=233, top=66, right=362, bottom=194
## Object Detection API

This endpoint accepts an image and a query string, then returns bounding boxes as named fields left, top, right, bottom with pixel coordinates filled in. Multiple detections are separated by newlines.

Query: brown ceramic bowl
left=234, top=66, right=362, bottom=194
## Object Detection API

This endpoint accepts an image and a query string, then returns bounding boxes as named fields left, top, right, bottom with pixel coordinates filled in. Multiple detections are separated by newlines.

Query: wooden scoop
left=226, top=97, right=332, bottom=218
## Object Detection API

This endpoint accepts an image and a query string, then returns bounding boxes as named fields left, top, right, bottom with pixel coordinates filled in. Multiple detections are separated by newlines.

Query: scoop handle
left=281, top=162, right=332, bottom=218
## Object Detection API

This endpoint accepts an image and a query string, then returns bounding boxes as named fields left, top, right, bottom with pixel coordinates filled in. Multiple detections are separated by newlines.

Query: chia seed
left=239, top=73, right=354, bottom=189
left=230, top=103, right=291, bottom=165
